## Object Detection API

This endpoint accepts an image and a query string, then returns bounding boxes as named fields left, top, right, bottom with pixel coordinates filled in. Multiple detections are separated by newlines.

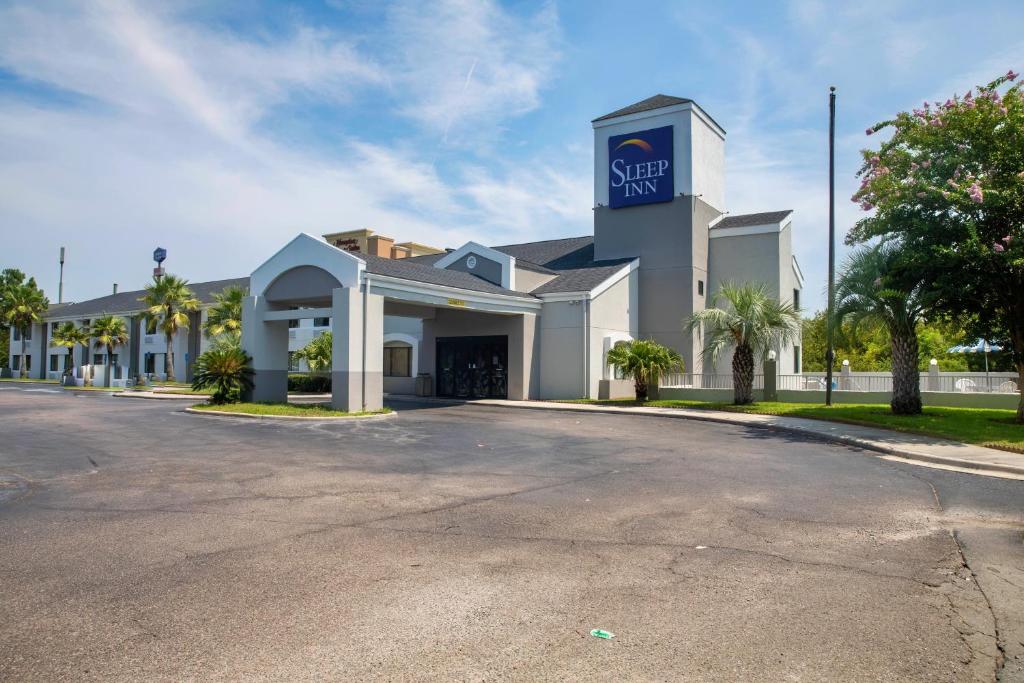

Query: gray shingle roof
left=492, top=236, right=596, bottom=269
left=395, top=237, right=633, bottom=295
left=48, top=277, right=250, bottom=319
left=713, top=210, right=793, bottom=230
left=592, top=94, right=726, bottom=134
left=530, top=261, right=634, bottom=295
left=593, top=94, right=694, bottom=122
left=361, top=255, right=532, bottom=296
left=492, top=236, right=634, bottom=294
left=46, top=234, right=640, bottom=317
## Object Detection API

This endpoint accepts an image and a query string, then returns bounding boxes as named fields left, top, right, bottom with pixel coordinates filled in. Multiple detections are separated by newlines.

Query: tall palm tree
left=605, top=339, right=683, bottom=401
left=203, top=285, right=246, bottom=339
left=294, top=331, right=332, bottom=372
left=90, top=315, right=129, bottom=388
left=836, top=243, right=927, bottom=415
left=140, top=275, right=199, bottom=382
left=3, top=278, right=48, bottom=378
left=687, top=282, right=801, bottom=405
left=51, top=322, right=90, bottom=383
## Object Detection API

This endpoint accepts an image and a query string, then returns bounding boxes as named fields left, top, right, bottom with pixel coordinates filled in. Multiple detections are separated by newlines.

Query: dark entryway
left=436, top=336, right=508, bottom=399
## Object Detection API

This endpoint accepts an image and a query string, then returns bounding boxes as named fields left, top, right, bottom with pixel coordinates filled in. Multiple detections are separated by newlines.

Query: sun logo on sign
left=613, top=138, right=654, bottom=153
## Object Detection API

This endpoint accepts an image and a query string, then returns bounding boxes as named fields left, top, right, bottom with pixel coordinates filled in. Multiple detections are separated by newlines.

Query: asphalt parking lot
left=1, top=386, right=1022, bottom=681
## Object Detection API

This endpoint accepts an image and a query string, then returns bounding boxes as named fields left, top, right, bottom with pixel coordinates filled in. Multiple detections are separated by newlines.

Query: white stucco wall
left=587, top=269, right=638, bottom=397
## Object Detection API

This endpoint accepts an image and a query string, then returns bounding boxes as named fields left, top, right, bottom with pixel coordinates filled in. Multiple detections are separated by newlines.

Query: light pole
left=153, top=247, right=167, bottom=282
left=825, top=86, right=837, bottom=406
left=983, top=340, right=991, bottom=392
left=58, top=246, right=65, bottom=304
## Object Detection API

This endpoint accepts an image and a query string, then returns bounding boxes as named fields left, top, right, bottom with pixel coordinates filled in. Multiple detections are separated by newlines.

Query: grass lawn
left=190, top=402, right=391, bottom=418
left=567, top=399, right=1024, bottom=453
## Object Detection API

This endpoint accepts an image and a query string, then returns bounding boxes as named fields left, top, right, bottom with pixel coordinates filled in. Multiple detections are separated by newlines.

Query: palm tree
left=294, top=331, right=332, bottom=372
left=3, top=278, right=48, bottom=378
left=90, top=315, right=129, bottom=388
left=51, top=322, right=90, bottom=383
left=192, top=344, right=255, bottom=405
left=140, top=275, right=199, bottom=382
left=203, top=285, right=246, bottom=339
left=836, top=243, right=927, bottom=415
left=687, top=282, right=801, bottom=405
left=605, top=339, right=683, bottom=401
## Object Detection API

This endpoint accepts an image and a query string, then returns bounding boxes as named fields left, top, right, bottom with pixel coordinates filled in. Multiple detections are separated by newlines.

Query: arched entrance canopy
left=250, top=233, right=364, bottom=301
left=243, top=233, right=381, bottom=413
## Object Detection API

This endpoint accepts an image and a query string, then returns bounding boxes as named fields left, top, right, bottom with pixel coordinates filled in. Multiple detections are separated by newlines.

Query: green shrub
left=192, top=345, right=255, bottom=404
left=288, top=373, right=331, bottom=393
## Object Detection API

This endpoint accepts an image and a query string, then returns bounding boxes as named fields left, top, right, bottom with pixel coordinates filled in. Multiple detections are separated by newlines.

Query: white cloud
left=382, top=0, right=561, bottom=145
left=0, top=0, right=578, bottom=301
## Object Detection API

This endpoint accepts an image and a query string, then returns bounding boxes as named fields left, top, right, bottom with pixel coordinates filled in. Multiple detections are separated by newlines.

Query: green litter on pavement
left=590, top=629, right=615, bottom=639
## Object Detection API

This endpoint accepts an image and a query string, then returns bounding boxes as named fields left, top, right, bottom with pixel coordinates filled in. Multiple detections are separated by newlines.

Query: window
left=793, top=288, right=800, bottom=311
left=50, top=354, right=59, bottom=371
left=612, top=341, right=627, bottom=380
left=13, top=326, right=31, bottom=341
left=288, top=352, right=301, bottom=372
left=51, top=322, right=59, bottom=335
left=93, top=354, right=104, bottom=365
left=314, top=317, right=330, bottom=328
left=146, top=317, right=158, bottom=334
left=144, top=353, right=155, bottom=374
left=13, top=355, right=31, bottom=371
left=697, top=280, right=704, bottom=296
left=383, top=345, right=411, bottom=377
left=288, top=306, right=299, bottom=329
left=793, top=346, right=801, bottom=373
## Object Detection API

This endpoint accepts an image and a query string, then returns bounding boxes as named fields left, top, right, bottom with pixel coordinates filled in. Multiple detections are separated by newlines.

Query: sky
left=1, top=0, right=1022, bottom=312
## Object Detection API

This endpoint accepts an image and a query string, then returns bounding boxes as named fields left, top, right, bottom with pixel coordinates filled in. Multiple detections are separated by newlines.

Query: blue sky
left=1, top=0, right=1022, bottom=311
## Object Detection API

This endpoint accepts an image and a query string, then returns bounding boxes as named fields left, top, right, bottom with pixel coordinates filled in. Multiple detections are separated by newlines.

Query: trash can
left=415, top=373, right=433, bottom=397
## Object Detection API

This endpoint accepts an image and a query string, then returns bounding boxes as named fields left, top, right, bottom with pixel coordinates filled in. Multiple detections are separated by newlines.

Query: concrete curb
left=114, top=391, right=202, bottom=400
left=386, top=397, right=1024, bottom=479
left=183, top=407, right=396, bottom=422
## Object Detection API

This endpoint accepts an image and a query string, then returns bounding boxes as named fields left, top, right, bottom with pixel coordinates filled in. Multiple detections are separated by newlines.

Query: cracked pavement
left=0, top=389, right=1022, bottom=681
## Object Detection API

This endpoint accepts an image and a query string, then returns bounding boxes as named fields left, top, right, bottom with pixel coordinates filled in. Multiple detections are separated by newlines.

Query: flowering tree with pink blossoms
left=849, top=70, right=1024, bottom=422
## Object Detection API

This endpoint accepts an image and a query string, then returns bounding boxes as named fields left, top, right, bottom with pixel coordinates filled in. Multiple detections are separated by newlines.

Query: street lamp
left=825, top=86, right=837, bottom=406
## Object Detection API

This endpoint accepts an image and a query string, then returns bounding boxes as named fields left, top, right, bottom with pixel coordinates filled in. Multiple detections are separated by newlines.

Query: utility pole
left=825, top=86, right=837, bottom=406
left=58, top=246, right=65, bottom=304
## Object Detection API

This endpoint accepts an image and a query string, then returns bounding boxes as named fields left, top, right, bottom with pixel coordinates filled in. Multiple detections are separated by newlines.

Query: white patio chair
left=954, top=378, right=977, bottom=393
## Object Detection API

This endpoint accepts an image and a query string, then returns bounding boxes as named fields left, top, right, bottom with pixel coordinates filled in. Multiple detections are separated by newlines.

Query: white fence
left=661, top=371, right=1020, bottom=394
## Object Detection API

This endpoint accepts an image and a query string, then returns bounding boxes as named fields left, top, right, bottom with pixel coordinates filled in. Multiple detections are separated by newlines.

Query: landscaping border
left=183, top=407, right=396, bottom=421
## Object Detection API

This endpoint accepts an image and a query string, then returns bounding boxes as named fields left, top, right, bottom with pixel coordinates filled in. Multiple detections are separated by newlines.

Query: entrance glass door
left=436, top=336, right=508, bottom=399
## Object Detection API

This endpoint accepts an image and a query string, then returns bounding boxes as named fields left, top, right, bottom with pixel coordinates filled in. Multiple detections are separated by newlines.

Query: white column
left=242, top=295, right=289, bottom=403
left=331, top=286, right=384, bottom=412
